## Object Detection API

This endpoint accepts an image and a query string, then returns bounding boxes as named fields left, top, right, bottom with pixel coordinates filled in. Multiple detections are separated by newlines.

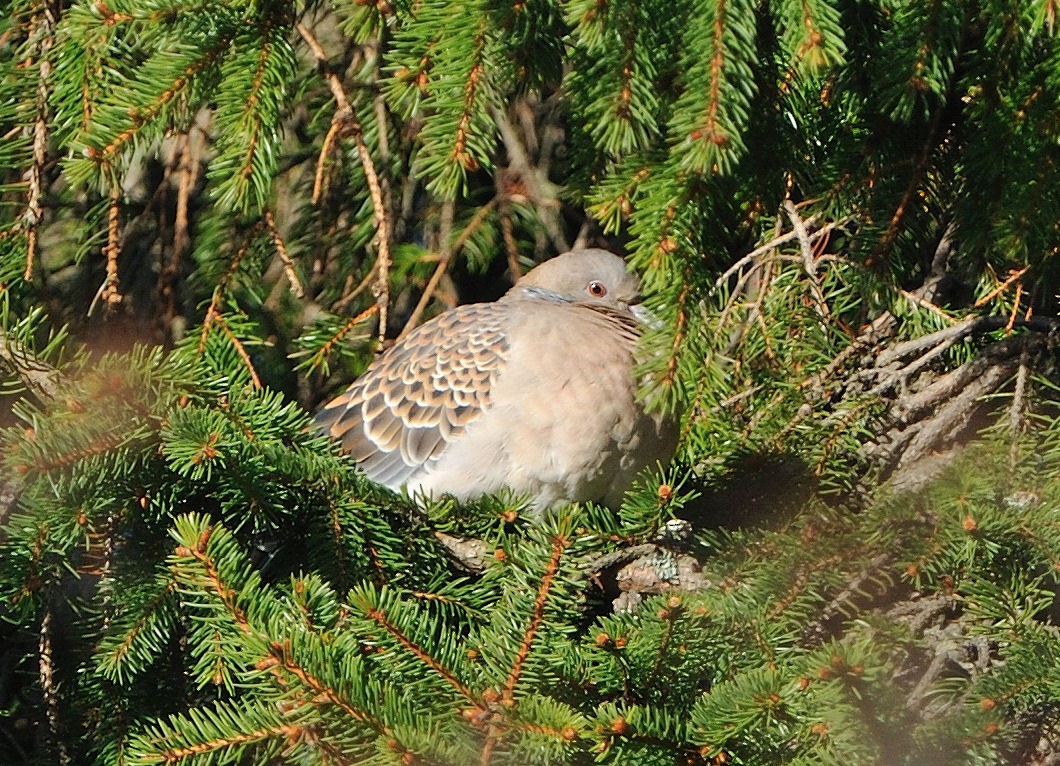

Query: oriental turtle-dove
left=315, top=249, right=677, bottom=510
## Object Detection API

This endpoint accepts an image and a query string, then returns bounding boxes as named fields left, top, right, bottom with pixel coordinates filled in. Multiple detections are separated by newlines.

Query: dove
left=315, top=248, right=677, bottom=511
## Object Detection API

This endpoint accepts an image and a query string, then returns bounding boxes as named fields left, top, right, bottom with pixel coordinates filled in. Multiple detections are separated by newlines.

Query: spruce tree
left=1, top=0, right=1059, bottom=764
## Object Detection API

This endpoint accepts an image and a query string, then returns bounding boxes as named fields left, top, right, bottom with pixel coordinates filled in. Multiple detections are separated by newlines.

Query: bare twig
left=97, top=181, right=123, bottom=311
left=974, top=264, right=1030, bottom=308
left=205, top=308, right=263, bottom=389
left=23, top=2, right=59, bottom=281
left=398, top=198, right=498, bottom=339
left=491, top=103, right=568, bottom=253
left=39, top=607, right=71, bottom=765
left=783, top=199, right=830, bottom=320
left=297, top=20, right=392, bottom=343
left=263, top=209, right=305, bottom=298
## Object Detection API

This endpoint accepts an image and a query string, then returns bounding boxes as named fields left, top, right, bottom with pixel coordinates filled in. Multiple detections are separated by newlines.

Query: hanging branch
left=23, top=0, right=60, bottom=281
left=263, top=209, right=305, bottom=298
left=39, top=607, right=71, bottom=766
left=98, top=179, right=123, bottom=310
left=297, top=21, right=392, bottom=344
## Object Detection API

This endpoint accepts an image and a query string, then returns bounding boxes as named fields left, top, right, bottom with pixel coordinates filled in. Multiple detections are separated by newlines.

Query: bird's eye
left=587, top=280, right=607, bottom=297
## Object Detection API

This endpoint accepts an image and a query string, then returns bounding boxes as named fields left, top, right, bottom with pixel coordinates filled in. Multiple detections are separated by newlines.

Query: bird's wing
left=314, top=303, right=510, bottom=488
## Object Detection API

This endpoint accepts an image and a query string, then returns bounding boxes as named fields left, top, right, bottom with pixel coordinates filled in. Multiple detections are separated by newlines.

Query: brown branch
left=312, top=116, right=344, bottom=204
left=23, top=1, right=59, bottom=281
left=263, top=209, right=305, bottom=298
left=308, top=303, right=379, bottom=371
left=91, top=37, right=232, bottom=163
left=103, top=580, right=178, bottom=668
left=39, top=607, right=71, bottom=765
left=398, top=198, right=498, bottom=340
left=700, top=0, right=729, bottom=150
left=867, top=98, right=948, bottom=266
left=99, top=180, right=123, bottom=310
left=783, top=199, right=830, bottom=320
left=499, top=199, right=521, bottom=280
left=974, top=264, right=1030, bottom=308
left=362, top=604, right=476, bottom=701
left=17, top=429, right=127, bottom=474
left=276, top=654, right=377, bottom=726
left=297, top=21, right=392, bottom=343
left=501, top=533, right=569, bottom=702
left=210, top=310, right=263, bottom=389
left=197, top=222, right=267, bottom=353
left=182, top=535, right=383, bottom=732
left=158, top=723, right=305, bottom=761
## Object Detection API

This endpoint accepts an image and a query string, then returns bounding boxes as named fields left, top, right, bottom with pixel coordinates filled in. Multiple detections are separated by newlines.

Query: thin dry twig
left=39, top=608, right=71, bottom=765
left=263, top=209, right=305, bottom=298
left=98, top=181, right=123, bottom=310
left=783, top=199, right=830, bottom=320
left=297, top=21, right=392, bottom=344
left=399, top=198, right=498, bottom=339
left=24, top=2, right=59, bottom=281
left=975, top=264, right=1031, bottom=308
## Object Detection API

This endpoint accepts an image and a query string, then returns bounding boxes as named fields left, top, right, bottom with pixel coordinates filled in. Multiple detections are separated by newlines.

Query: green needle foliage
left=2, top=0, right=1060, bottom=764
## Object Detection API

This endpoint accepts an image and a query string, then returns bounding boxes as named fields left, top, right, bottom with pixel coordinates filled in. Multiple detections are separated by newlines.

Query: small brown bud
left=610, top=717, right=628, bottom=735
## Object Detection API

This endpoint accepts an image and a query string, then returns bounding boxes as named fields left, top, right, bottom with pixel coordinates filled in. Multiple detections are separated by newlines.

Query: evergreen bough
left=2, top=0, right=1059, bottom=763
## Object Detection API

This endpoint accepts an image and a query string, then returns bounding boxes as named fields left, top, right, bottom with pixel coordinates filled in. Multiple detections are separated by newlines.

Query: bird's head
left=513, top=249, right=645, bottom=317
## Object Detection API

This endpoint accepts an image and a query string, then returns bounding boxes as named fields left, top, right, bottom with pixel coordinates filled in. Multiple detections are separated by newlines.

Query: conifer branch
left=974, top=264, right=1031, bottom=308
left=362, top=602, right=476, bottom=701
left=326, top=498, right=351, bottom=592
left=703, top=0, right=731, bottom=151
left=868, top=100, right=949, bottom=266
left=274, top=655, right=378, bottom=727
left=89, top=36, right=232, bottom=164
left=101, top=580, right=178, bottom=672
left=178, top=531, right=384, bottom=731
left=308, top=304, right=378, bottom=372
left=204, top=309, right=263, bottom=388
left=451, top=23, right=489, bottom=172
left=18, top=429, right=127, bottom=474
left=198, top=222, right=267, bottom=353
left=501, top=533, right=569, bottom=703
left=145, top=713, right=306, bottom=762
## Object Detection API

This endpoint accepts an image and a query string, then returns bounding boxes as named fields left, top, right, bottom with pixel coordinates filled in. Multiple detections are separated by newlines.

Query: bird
left=314, top=248, right=677, bottom=511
